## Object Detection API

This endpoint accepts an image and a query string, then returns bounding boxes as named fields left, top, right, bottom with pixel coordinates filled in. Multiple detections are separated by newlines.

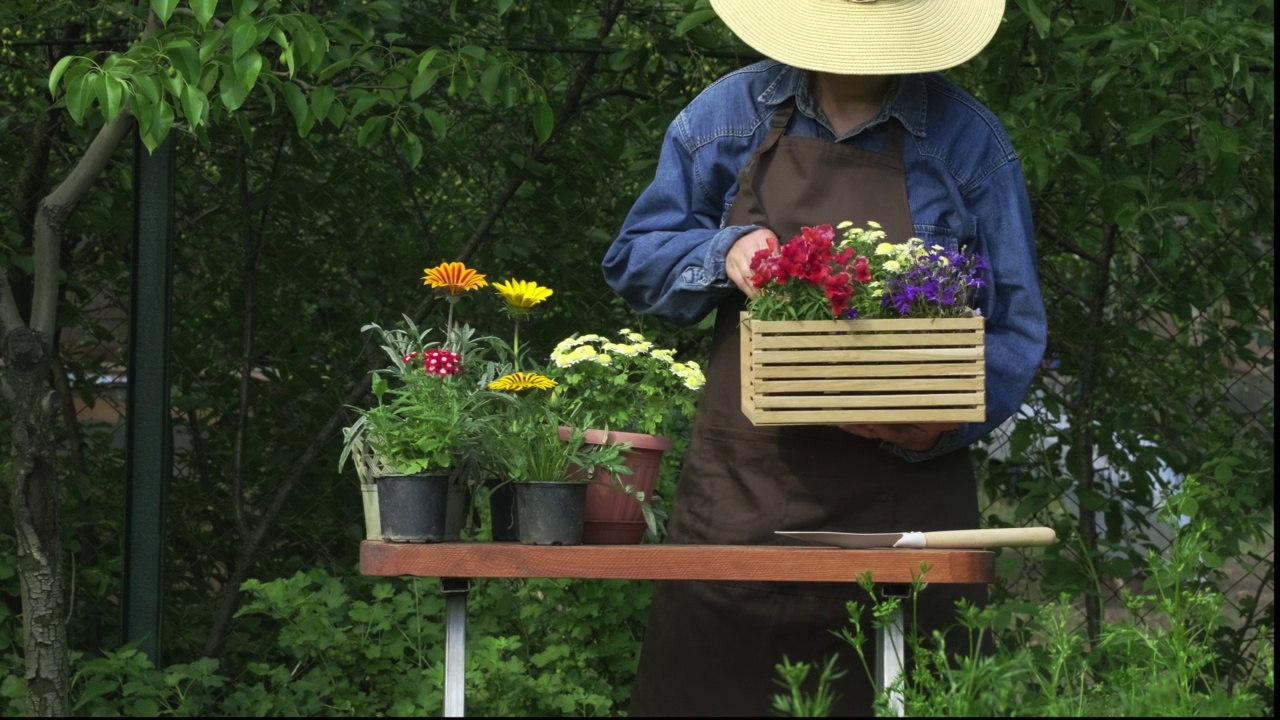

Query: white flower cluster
left=550, top=328, right=706, bottom=390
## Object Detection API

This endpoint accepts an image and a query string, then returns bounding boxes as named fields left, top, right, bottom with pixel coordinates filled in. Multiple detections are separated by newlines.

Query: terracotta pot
left=559, top=427, right=672, bottom=544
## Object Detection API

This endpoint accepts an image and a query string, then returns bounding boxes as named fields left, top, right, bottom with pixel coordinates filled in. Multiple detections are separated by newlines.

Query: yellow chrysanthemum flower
left=874, top=242, right=897, bottom=256
left=423, top=262, right=488, bottom=294
left=493, top=279, right=553, bottom=311
left=488, top=372, right=557, bottom=391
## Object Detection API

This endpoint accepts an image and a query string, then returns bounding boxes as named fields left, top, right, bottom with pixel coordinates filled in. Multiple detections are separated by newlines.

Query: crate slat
left=754, top=331, right=983, bottom=349
left=756, top=377, right=983, bottom=393
left=755, top=392, right=985, bottom=409
left=755, top=361, right=984, bottom=379
left=746, top=408, right=985, bottom=424
left=754, top=347, right=984, bottom=364
left=741, top=312, right=986, bottom=426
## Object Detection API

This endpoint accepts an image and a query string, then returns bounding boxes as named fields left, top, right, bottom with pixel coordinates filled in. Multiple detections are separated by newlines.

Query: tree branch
left=201, top=0, right=630, bottom=658
left=30, top=114, right=135, bottom=342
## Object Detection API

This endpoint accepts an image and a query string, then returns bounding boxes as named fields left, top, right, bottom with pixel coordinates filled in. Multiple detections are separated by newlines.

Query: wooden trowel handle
left=921, top=527, right=1056, bottom=548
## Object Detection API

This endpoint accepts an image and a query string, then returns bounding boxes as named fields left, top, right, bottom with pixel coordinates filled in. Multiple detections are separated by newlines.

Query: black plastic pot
left=514, top=482, right=587, bottom=546
left=489, top=481, right=519, bottom=542
left=376, top=473, right=449, bottom=543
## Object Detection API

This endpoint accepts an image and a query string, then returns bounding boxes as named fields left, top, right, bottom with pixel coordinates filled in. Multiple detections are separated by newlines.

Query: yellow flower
left=493, top=279, right=553, bottom=311
left=874, top=242, right=896, bottom=256
left=488, top=372, right=557, bottom=391
left=423, top=262, right=487, bottom=294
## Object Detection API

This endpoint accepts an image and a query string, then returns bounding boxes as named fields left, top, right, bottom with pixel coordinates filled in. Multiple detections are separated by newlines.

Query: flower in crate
left=747, top=221, right=988, bottom=321
left=549, top=329, right=705, bottom=437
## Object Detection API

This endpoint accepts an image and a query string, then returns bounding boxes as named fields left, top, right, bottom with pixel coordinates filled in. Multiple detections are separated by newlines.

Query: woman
left=602, top=0, right=1047, bottom=715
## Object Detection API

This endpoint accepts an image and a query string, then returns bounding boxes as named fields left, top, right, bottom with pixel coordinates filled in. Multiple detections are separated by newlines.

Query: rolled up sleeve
left=602, top=115, right=758, bottom=327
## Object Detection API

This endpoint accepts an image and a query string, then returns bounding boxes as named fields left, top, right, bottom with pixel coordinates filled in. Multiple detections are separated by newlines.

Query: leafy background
left=0, top=0, right=1273, bottom=715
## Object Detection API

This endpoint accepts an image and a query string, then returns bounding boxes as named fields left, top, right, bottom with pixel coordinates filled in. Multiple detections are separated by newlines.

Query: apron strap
left=731, top=100, right=797, bottom=226
left=886, top=120, right=905, bottom=158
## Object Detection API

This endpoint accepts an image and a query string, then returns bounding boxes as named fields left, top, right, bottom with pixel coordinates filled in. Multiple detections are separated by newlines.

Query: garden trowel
left=774, top=527, right=1056, bottom=549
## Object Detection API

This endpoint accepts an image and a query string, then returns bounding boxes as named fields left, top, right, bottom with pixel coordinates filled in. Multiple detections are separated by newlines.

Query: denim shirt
left=602, top=61, right=1047, bottom=462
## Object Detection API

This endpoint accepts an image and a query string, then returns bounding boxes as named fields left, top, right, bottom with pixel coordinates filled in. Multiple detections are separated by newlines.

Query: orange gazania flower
left=488, top=372, right=557, bottom=392
left=493, top=279, right=553, bottom=311
left=423, top=262, right=488, bottom=294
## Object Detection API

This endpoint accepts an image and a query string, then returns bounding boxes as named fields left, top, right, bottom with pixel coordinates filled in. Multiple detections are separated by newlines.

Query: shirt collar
left=758, top=65, right=929, bottom=139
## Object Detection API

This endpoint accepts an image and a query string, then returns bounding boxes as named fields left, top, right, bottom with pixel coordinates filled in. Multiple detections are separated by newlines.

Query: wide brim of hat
left=708, top=0, right=1006, bottom=74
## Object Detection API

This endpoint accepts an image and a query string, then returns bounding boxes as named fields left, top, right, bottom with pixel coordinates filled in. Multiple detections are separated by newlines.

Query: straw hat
left=708, top=0, right=1006, bottom=74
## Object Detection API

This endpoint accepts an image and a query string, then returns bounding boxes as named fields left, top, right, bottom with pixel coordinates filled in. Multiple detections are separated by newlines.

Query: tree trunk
left=5, top=327, right=67, bottom=716
left=1, top=109, right=134, bottom=716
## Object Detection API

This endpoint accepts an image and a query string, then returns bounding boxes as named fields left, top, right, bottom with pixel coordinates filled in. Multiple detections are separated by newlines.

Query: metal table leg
left=875, top=585, right=907, bottom=717
left=442, top=578, right=471, bottom=717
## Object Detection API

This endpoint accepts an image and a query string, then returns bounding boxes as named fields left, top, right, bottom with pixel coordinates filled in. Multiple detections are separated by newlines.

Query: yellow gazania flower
left=493, top=279, right=554, bottom=311
left=488, top=372, right=558, bottom=391
left=423, top=262, right=488, bottom=294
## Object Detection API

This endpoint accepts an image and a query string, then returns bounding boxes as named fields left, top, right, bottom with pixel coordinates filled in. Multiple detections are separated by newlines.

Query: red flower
left=853, top=256, right=872, bottom=283
left=421, top=348, right=463, bottom=377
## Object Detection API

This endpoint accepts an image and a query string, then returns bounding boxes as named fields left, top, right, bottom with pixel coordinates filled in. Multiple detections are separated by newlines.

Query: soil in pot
left=377, top=473, right=449, bottom=543
left=515, top=481, right=586, bottom=546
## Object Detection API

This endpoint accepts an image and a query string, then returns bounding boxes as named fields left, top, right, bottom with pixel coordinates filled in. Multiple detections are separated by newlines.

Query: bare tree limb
left=30, top=113, right=135, bottom=342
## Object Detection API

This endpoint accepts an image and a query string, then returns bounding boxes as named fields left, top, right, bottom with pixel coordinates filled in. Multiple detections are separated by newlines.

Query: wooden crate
left=740, top=312, right=986, bottom=426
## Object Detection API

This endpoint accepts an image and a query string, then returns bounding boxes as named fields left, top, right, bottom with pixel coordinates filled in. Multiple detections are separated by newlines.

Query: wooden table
left=360, top=542, right=995, bottom=717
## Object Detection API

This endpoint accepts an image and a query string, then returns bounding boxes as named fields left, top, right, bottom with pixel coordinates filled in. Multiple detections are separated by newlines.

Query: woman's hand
left=838, top=423, right=960, bottom=452
left=726, top=228, right=777, bottom=297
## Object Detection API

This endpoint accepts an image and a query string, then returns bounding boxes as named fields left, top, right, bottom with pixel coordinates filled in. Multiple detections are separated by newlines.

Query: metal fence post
left=122, top=130, right=175, bottom=661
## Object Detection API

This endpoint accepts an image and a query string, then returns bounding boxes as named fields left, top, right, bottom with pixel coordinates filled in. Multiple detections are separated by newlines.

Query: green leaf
left=232, top=21, right=257, bottom=59
left=151, top=0, right=179, bottom=23
left=326, top=97, right=347, bottom=127
left=232, top=0, right=260, bottom=17
left=416, top=48, right=439, bottom=75
left=281, top=80, right=307, bottom=128
left=181, top=83, right=207, bottom=127
left=97, top=75, right=123, bottom=121
left=423, top=108, right=446, bottom=139
left=1013, top=0, right=1051, bottom=38
left=310, top=85, right=334, bottom=123
left=234, top=48, right=263, bottom=91
left=402, top=130, right=423, bottom=168
left=532, top=102, right=553, bottom=143
left=191, top=0, right=217, bottom=26
left=410, top=68, right=439, bottom=99
left=357, top=115, right=387, bottom=147
left=48, top=55, right=75, bottom=97
left=498, top=0, right=514, bottom=16
left=479, top=63, right=502, bottom=105
left=65, top=73, right=92, bottom=123
left=459, top=44, right=485, bottom=60
left=1125, top=116, right=1168, bottom=146
left=218, top=69, right=248, bottom=111
left=675, top=8, right=717, bottom=36
left=167, top=40, right=202, bottom=85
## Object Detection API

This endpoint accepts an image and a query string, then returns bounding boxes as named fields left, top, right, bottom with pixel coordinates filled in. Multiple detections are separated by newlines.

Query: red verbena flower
left=421, top=348, right=463, bottom=377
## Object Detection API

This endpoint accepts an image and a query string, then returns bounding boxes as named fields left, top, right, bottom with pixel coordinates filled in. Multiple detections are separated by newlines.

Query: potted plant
left=548, top=329, right=706, bottom=544
left=484, top=372, right=632, bottom=546
left=340, top=261, right=503, bottom=543
left=742, top=221, right=990, bottom=426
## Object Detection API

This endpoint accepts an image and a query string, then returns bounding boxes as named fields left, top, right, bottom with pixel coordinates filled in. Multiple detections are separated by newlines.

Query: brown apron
left=628, top=101, right=986, bottom=717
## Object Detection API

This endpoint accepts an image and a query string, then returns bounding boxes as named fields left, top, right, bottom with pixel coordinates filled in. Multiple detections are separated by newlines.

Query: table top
left=360, top=541, right=994, bottom=584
